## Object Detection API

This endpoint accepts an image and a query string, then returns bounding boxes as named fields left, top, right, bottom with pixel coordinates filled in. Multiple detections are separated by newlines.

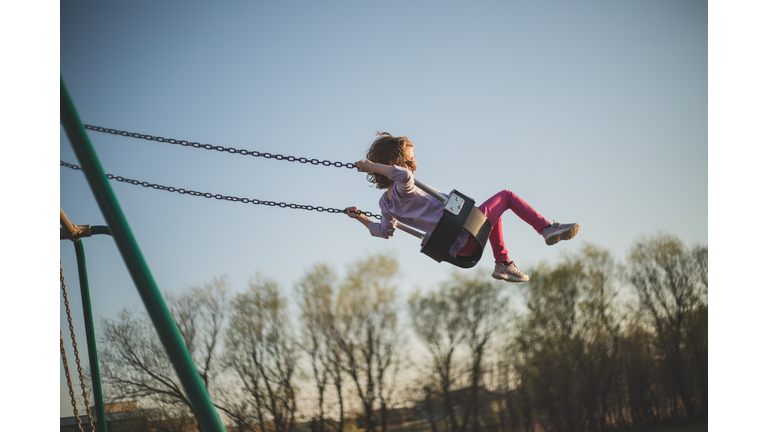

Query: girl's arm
left=345, top=206, right=396, bottom=238
left=344, top=161, right=384, bottom=229
left=354, top=159, right=394, bottom=177
left=345, top=206, right=372, bottom=228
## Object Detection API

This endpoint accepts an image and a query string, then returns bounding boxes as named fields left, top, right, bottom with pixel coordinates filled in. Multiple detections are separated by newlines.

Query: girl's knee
left=500, top=190, right=517, bottom=200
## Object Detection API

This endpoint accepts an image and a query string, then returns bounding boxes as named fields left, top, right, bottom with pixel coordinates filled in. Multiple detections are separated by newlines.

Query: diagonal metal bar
left=60, top=77, right=226, bottom=432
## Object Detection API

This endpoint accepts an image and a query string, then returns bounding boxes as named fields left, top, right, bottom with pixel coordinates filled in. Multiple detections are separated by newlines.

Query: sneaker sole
left=545, top=224, right=580, bottom=246
left=492, top=272, right=529, bottom=283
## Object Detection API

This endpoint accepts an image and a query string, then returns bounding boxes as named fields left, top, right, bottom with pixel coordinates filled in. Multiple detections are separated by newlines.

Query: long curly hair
left=365, top=132, right=417, bottom=189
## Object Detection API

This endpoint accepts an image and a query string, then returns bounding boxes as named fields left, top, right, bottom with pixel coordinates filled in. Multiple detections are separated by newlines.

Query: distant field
left=608, top=419, right=707, bottom=432
left=389, top=418, right=707, bottom=432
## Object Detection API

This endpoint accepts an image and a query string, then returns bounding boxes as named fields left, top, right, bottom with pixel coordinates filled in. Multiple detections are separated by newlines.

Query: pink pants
left=457, top=190, right=550, bottom=263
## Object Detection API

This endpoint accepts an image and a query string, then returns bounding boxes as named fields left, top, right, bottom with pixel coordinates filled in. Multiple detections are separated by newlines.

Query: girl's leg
left=458, top=190, right=549, bottom=263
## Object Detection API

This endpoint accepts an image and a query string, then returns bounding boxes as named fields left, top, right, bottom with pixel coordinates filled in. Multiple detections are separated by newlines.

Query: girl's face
left=405, top=145, right=417, bottom=171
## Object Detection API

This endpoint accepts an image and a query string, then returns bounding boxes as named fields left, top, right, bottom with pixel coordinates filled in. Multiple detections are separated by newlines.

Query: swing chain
left=83, top=124, right=357, bottom=169
left=61, top=331, right=83, bottom=432
left=60, top=262, right=96, bottom=431
left=60, top=161, right=382, bottom=220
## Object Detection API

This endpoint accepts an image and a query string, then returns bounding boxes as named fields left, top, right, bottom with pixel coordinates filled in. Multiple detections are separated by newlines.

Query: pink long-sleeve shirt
left=368, top=166, right=469, bottom=257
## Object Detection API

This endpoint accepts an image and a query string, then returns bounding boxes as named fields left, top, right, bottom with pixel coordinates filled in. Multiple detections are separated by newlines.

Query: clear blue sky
left=5, top=0, right=763, bottom=428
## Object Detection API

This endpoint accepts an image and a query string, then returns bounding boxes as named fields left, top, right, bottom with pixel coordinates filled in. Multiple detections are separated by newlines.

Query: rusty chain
left=60, top=161, right=382, bottom=220
left=60, top=331, right=83, bottom=432
left=83, top=124, right=357, bottom=169
left=60, top=262, right=95, bottom=431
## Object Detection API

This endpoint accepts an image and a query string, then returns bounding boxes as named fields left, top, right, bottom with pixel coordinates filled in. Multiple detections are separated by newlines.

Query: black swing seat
left=420, top=190, right=492, bottom=269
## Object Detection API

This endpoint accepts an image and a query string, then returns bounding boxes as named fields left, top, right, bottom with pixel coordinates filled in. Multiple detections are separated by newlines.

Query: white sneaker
left=541, top=222, right=580, bottom=246
left=492, top=261, right=529, bottom=283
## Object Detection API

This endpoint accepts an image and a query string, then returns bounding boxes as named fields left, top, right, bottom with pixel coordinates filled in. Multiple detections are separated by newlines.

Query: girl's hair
left=366, top=132, right=417, bottom=189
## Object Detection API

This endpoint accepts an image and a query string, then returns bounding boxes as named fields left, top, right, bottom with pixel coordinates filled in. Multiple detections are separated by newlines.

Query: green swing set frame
left=60, top=77, right=228, bottom=432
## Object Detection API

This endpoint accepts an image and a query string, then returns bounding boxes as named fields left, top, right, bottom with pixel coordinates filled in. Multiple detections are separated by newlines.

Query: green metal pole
left=60, top=77, right=226, bottom=432
left=91, top=226, right=111, bottom=236
left=74, top=239, right=108, bottom=432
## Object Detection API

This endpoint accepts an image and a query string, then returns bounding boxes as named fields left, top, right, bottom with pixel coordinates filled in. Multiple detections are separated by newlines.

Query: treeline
left=94, top=232, right=707, bottom=432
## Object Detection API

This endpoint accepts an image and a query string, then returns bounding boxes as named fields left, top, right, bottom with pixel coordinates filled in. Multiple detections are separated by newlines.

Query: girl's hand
left=345, top=206, right=362, bottom=218
left=354, top=160, right=370, bottom=172
left=354, top=159, right=394, bottom=178
left=345, top=206, right=372, bottom=228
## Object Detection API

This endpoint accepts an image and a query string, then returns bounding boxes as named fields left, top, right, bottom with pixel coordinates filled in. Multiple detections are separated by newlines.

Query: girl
left=345, top=132, right=579, bottom=282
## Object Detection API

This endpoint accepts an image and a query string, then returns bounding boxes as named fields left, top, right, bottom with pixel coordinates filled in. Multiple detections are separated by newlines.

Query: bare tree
left=692, top=245, right=708, bottom=291
left=330, top=253, right=404, bottom=432
left=618, top=318, right=663, bottom=425
left=511, top=244, right=622, bottom=432
left=626, top=233, right=707, bottom=418
left=167, top=276, right=230, bottom=391
left=409, top=281, right=469, bottom=432
left=579, top=244, right=622, bottom=429
left=410, top=269, right=508, bottom=432
left=225, top=274, right=299, bottom=432
left=325, top=316, right=347, bottom=432
left=454, top=270, right=506, bottom=432
left=98, top=276, right=230, bottom=432
left=212, top=380, right=259, bottom=432
left=296, top=263, right=337, bottom=432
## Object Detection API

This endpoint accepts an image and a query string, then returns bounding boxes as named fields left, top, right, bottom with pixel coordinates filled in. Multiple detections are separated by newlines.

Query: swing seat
left=420, top=190, right=492, bottom=269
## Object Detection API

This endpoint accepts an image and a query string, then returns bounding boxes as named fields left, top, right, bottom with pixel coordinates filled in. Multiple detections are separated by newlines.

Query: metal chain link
left=83, top=124, right=357, bottom=169
left=60, top=161, right=381, bottom=220
left=60, top=331, right=83, bottom=432
left=61, top=262, right=95, bottom=431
